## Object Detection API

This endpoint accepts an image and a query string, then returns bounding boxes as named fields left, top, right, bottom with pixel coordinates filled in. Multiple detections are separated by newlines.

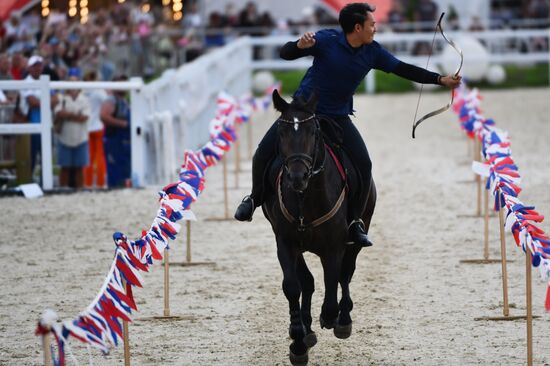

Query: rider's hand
left=439, top=74, right=462, bottom=88
left=297, top=32, right=316, bottom=49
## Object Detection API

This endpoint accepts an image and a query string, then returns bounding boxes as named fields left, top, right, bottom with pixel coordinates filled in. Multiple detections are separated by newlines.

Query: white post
left=365, top=70, right=376, bottom=94
left=39, top=75, right=53, bottom=190
left=130, top=77, right=145, bottom=187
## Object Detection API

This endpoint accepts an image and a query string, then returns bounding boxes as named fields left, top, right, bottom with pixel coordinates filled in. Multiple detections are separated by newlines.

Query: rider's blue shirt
left=293, top=29, right=400, bottom=117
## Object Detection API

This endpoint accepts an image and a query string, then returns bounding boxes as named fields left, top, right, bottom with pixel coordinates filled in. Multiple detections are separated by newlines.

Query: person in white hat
left=20, top=54, right=58, bottom=180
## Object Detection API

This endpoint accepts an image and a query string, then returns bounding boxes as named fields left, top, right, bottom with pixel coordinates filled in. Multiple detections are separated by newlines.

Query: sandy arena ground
left=1, top=88, right=549, bottom=366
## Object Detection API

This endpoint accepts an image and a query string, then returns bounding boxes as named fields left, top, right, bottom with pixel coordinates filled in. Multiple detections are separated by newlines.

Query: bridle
left=277, top=112, right=347, bottom=232
left=278, top=113, right=324, bottom=181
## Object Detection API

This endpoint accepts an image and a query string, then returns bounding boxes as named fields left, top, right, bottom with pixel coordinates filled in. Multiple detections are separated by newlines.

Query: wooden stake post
left=476, top=137, right=482, bottom=217
left=205, top=156, right=232, bottom=222
left=497, top=193, right=510, bottom=317
left=42, top=332, right=53, bottom=366
left=163, top=249, right=170, bottom=317
left=122, top=279, right=130, bottom=366
left=234, top=140, right=240, bottom=189
left=526, top=249, right=533, bottom=366
left=460, top=178, right=503, bottom=265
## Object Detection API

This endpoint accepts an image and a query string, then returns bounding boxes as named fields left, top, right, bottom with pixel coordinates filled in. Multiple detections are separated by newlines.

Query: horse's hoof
left=334, top=322, right=352, bottom=339
left=319, top=315, right=335, bottom=329
left=289, top=349, right=309, bottom=366
left=303, top=332, right=317, bottom=348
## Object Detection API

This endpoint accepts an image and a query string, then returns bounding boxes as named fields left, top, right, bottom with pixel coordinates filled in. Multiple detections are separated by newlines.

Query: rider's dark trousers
left=249, top=115, right=372, bottom=223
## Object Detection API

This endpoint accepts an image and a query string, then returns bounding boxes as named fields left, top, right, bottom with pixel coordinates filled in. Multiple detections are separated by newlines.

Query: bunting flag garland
left=37, top=84, right=279, bottom=364
left=453, top=84, right=550, bottom=311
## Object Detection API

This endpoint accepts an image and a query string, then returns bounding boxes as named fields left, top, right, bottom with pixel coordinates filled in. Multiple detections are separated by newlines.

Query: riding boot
left=347, top=170, right=373, bottom=247
left=234, top=152, right=265, bottom=221
left=235, top=124, right=277, bottom=221
left=348, top=219, right=372, bottom=247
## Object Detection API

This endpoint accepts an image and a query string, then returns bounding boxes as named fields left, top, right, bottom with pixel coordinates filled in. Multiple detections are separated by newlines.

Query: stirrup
left=348, top=218, right=365, bottom=231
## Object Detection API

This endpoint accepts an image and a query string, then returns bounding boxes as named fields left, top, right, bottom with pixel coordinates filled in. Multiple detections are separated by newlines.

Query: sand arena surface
left=1, top=89, right=549, bottom=365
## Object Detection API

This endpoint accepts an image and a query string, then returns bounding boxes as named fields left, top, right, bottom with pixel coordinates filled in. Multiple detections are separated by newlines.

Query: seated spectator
left=54, top=68, right=90, bottom=189
left=83, top=70, right=108, bottom=189
left=469, top=16, right=485, bottom=32
left=100, top=75, right=131, bottom=188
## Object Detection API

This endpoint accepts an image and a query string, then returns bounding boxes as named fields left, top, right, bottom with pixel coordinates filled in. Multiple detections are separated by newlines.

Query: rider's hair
left=338, top=3, right=376, bottom=34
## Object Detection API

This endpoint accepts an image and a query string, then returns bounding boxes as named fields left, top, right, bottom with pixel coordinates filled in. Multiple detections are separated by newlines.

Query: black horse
left=261, top=90, right=376, bottom=366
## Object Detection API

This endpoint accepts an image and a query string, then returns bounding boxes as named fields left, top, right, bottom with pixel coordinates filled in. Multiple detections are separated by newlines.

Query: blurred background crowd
left=0, top=0, right=549, bottom=191
left=1, top=0, right=549, bottom=82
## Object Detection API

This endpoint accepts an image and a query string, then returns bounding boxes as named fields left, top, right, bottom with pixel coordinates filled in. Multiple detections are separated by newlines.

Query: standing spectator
left=182, top=1, right=202, bottom=29
left=20, top=55, right=45, bottom=174
left=100, top=75, right=131, bottom=188
left=54, top=68, right=90, bottom=188
left=83, top=71, right=107, bottom=189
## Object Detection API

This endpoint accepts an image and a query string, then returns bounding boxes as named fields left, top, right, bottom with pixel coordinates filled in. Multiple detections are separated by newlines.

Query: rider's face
left=357, top=12, right=377, bottom=44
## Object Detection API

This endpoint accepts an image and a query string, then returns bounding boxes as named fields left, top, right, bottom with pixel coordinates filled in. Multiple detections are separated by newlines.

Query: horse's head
left=273, top=89, right=321, bottom=193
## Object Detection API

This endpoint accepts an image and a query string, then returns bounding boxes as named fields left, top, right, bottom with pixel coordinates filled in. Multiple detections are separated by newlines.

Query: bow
left=412, top=12, right=464, bottom=139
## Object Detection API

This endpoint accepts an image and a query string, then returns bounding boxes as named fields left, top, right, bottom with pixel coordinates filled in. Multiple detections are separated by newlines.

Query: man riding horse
left=235, top=2, right=461, bottom=246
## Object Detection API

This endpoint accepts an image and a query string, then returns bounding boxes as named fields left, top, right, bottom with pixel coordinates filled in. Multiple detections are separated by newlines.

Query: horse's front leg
left=335, top=244, right=362, bottom=339
left=319, top=251, right=343, bottom=330
left=277, top=239, right=308, bottom=365
left=296, top=254, right=317, bottom=348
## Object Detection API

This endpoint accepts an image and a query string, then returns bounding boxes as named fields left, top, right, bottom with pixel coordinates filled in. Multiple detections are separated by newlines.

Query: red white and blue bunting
left=35, top=83, right=281, bottom=365
left=453, top=84, right=550, bottom=311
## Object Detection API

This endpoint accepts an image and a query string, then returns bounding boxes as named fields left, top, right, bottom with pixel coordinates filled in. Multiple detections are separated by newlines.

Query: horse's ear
left=272, top=89, right=288, bottom=113
left=306, top=90, right=318, bottom=112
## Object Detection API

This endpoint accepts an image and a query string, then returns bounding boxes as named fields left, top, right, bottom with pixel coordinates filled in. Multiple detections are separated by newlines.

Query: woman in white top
left=54, top=71, right=90, bottom=188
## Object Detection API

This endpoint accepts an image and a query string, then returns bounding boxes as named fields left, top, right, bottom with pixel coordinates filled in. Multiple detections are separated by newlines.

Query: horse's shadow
left=261, top=90, right=376, bottom=366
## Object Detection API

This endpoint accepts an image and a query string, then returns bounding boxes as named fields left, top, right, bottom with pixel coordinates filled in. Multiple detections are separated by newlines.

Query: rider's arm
left=280, top=41, right=312, bottom=60
left=392, top=61, right=441, bottom=85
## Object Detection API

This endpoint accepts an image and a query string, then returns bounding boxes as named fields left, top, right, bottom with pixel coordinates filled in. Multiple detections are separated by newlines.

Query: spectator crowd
left=0, top=0, right=548, bottom=190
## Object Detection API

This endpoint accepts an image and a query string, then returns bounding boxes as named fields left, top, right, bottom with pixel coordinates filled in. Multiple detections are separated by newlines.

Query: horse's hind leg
left=296, top=254, right=317, bottom=348
left=277, top=241, right=308, bottom=365
left=335, top=245, right=361, bottom=339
